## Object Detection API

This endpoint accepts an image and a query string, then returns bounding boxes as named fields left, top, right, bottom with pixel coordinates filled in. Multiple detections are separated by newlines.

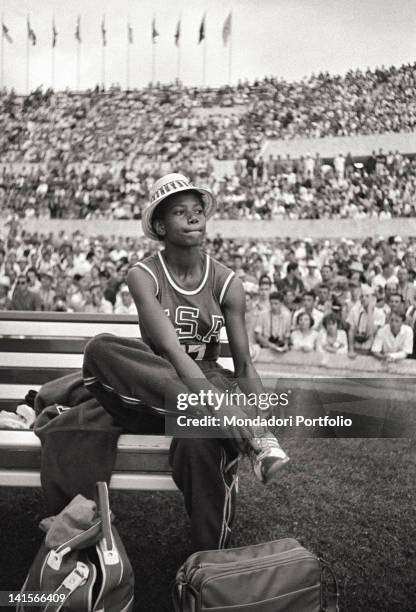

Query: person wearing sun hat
left=83, top=172, right=289, bottom=552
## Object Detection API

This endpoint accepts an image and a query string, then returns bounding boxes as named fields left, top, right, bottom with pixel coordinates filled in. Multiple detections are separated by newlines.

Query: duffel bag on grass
left=17, top=482, right=134, bottom=612
left=172, top=537, right=338, bottom=612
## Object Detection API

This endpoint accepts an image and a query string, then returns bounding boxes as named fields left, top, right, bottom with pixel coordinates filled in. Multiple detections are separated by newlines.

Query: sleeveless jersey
left=133, top=251, right=235, bottom=360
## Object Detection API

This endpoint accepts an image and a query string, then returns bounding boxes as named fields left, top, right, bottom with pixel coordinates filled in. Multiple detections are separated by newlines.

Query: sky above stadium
left=2, top=0, right=416, bottom=92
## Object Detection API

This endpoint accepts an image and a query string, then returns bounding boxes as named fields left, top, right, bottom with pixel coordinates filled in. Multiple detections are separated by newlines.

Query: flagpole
left=126, top=20, right=130, bottom=90
left=26, top=17, right=30, bottom=94
left=51, top=45, right=55, bottom=89
left=126, top=40, right=130, bottom=89
left=152, top=43, right=156, bottom=84
left=76, top=42, right=80, bottom=90
left=102, top=45, right=105, bottom=88
left=228, top=21, right=232, bottom=84
left=202, top=36, right=206, bottom=86
left=51, top=18, right=55, bottom=89
left=177, top=44, right=181, bottom=82
left=1, top=15, right=4, bottom=90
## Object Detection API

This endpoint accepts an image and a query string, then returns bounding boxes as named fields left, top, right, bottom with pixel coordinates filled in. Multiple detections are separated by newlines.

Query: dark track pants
left=82, top=333, right=239, bottom=550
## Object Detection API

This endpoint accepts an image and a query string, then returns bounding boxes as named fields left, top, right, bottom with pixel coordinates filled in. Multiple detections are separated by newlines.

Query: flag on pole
left=2, top=22, right=13, bottom=44
left=198, top=14, right=205, bottom=44
left=152, top=17, right=159, bottom=43
left=128, top=22, right=133, bottom=44
left=174, top=19, right=181, bottom=47
left=101, top=16, right=107, bottom=47
left=75, top=16, right=81, bottom=43
left=222, top=12, right=232, bottom=46
left=27, top=17, right=37, bottom=46
left=52, top=18, right=58, bottom=48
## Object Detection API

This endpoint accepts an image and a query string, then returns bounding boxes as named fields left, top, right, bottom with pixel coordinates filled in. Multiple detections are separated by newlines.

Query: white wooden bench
left=0, top=312, right=233, bottom=491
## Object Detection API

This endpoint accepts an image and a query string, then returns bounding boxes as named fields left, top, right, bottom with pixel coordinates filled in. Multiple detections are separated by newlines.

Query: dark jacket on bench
left=34, top=372, right=122, bottom=514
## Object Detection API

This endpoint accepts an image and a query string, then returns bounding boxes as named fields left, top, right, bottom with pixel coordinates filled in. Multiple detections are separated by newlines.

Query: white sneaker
left=251, top=435, right=289, bottom=484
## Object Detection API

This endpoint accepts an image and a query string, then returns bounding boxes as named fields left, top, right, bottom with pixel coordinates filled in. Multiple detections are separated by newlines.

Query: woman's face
left=299, top=313, right=311, bottom=331
left=155, top=192, right=206, bottom=247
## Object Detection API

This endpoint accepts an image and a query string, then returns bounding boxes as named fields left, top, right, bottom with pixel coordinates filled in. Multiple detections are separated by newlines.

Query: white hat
left=307, top=259, right=317, bottom=267
left=361, top=284, right=374, bottom=296
left=142, top=173, right=217, bottom=241
left=0, top=276, right=10, bottom=288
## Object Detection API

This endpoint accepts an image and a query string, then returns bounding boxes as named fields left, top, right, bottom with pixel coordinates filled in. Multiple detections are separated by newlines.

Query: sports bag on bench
left=17, top=482, right=134, bottom=612
left=172, top=538, right=339, bottom=612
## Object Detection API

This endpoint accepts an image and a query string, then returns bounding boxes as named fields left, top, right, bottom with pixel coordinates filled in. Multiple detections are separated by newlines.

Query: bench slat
left=0, top=432, right=173, bottom=472
left=0, top=321, right=141, bottom=338
left=0, top=338, right=89, bottom=353
left=0, top=470, right=177, bottom=490
left=0, top=368, right=77, bottom=384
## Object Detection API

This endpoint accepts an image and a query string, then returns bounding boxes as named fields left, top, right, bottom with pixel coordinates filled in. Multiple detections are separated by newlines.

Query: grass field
left=0, top=438, right=415, bottom=611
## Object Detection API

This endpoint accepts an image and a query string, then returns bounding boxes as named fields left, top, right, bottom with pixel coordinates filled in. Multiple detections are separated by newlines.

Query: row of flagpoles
left=1, top=13, right=233, bottom=92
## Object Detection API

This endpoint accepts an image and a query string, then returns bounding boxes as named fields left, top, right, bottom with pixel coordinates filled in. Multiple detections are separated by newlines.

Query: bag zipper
left=198, top=555, right=320, bottom=608
left=186, top=546, right=309, bottom=585
left=46, top=519, right=102, bottom=571
left=44, top=562, right=90, bottom=612
left=182, top=538, right=299, bottom=578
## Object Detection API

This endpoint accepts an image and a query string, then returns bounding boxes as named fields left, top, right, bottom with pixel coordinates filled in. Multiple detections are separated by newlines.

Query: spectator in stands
left=293, top=291, right=323, bottom=330
left=372, top=262, right=398, bottom=289
left=0, top=276, right=11, bottom=310
left=320, top=265, right=335, bottom=290
left=38, top=272, right=55, bottom=311
left=27, top=267, right=41, bottom=293
left=84, top=283, right=113, bottom=314
left=253, top=274, right=272, bottom=315
left=9, top=274, right=42, bottom=311
left=347, top=285, right=385, bottom=356
left=254, top=292, right=291, bottom=353
left=396, top=267, right=415, bottom=307
left=303, top=260, right=321, bottom=291
left=315, top=284, right=332, bottom=315
left=316, top=313, right=348, bottom=355
left=277, top=262, right=304, bottom=297
left=291, top=312, right=318, bottom=352
left=50, top=294, right=69, bottom=312
left=114, top=285, right=136, bottom=315
left=371, top=309, right=413, bottom=362
left=69, top=274, right=91, bottom=312
left=388, top=293, right=405, bottom=317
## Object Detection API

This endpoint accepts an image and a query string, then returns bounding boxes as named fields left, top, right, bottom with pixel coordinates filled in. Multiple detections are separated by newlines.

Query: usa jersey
left=134, top=251, right=235, bottom=360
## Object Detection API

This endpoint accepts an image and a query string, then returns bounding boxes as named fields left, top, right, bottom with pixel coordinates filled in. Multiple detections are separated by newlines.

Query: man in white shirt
left=293, top=291, right=324, bottom=331
left=255, top=292, right=291, bottom=353
left=371, top=310, right=413, bottom=362
left=303, top=260, right=321, bottom=292
left=347, top=285, right=385, bottom=355
left=114, top=285, right=137, bottom=315
left=84, top=283, right=113, bottom=314
left=372, top=262, right=398, bottom=289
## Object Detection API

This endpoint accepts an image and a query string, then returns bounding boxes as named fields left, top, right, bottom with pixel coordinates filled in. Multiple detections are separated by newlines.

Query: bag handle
left=320, top=558, right=340, bottom=612
left=96, top=481, right=119, bottom=565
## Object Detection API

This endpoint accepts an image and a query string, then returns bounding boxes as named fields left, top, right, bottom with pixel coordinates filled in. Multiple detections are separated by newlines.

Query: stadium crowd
left=2, top=148, right=416, bottom=221
left=1, top=63, right=416, bottom=166
left=1, top=228, right=415, bottom=361
left=2, top=61, right=416, bottom=221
